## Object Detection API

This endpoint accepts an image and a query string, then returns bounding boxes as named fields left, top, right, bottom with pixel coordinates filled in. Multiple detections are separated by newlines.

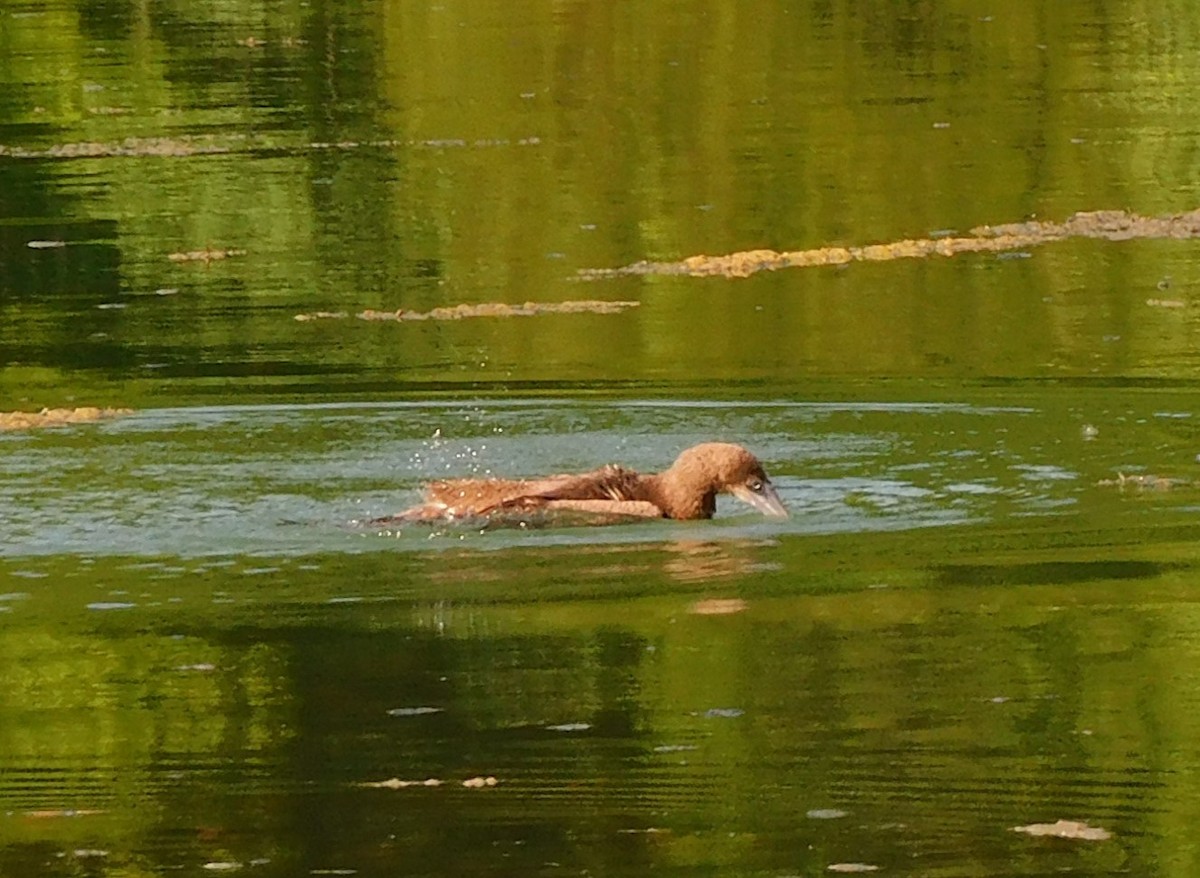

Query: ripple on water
left=0, top=397, right=1188, bottom=566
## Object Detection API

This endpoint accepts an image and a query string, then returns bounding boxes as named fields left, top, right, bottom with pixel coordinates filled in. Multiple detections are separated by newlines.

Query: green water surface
left=5, top=1, right=1200, bottom=875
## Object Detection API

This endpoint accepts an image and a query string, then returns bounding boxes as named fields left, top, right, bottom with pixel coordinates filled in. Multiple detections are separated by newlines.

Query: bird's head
left=668, top=443, right=788, bottom=518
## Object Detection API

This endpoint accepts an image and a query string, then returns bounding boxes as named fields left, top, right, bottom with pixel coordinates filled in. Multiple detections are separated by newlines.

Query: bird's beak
left=730, top=481, right=789, bottom=518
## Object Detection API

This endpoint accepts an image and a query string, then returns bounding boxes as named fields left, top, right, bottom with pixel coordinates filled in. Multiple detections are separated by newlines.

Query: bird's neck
left=644, top=467, right=718, bottom=520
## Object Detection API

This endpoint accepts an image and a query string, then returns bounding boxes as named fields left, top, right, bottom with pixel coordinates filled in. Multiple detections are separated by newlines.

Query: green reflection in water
left=4, top=0, right=1200, bottom=874
left=3, top=2, right=1200, bottom=403
left=2, top=532, right=1200, bottom=874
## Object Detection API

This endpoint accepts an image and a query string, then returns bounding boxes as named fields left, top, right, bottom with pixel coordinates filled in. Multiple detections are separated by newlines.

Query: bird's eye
left=749, top=480, right=764, bottom=493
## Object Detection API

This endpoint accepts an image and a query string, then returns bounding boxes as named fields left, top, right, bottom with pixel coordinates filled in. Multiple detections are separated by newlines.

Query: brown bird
left=384, top=442, right=788, bottom=526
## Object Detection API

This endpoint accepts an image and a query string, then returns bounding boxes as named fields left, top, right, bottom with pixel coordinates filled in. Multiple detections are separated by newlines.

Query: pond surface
left=5, top=1, right=1200, bottom=875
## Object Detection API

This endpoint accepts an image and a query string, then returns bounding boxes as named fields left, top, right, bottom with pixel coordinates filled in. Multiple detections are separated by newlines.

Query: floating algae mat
left=580, top=209, right=1200, bottom=279
left=0, top=407, right=132, bottom=431
left=294, top=299, right=639, bottom=322
left=0, top=132, right=541, bottom=160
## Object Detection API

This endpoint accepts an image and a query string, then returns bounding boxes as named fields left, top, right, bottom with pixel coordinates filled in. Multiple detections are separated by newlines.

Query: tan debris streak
left=1012, top=819, right=1111, bottom=841
left=167, top=247, right=247, bottom=263
left=0, top=407, right=133, bottom=431
left=579, top=209, right=1200, bottom=279
left=295, top=300, right=639, bottom=322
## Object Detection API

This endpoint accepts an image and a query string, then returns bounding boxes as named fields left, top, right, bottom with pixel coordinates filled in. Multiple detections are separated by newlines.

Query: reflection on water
left=3, top=398, right=1200, bottom=875
left=6, top=0, right=1200, bottom=873
left=6, top=3, right=1200, bottom=404
left=2, top=540, right=1198, bottom=875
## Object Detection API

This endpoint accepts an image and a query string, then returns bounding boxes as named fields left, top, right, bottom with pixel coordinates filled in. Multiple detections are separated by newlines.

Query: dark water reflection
left=6, top=3, right=1200, bottom=403
left=2, top=537, right=1197, bottom=875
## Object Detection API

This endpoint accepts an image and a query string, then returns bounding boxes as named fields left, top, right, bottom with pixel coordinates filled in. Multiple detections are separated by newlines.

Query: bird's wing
left=520, top=465, right=650, bottom=504
left=423, top=477, right=541, bottom=510
left=421, top=466, right=653, bottom=515
left=541, top=499, right=664, bottom=518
